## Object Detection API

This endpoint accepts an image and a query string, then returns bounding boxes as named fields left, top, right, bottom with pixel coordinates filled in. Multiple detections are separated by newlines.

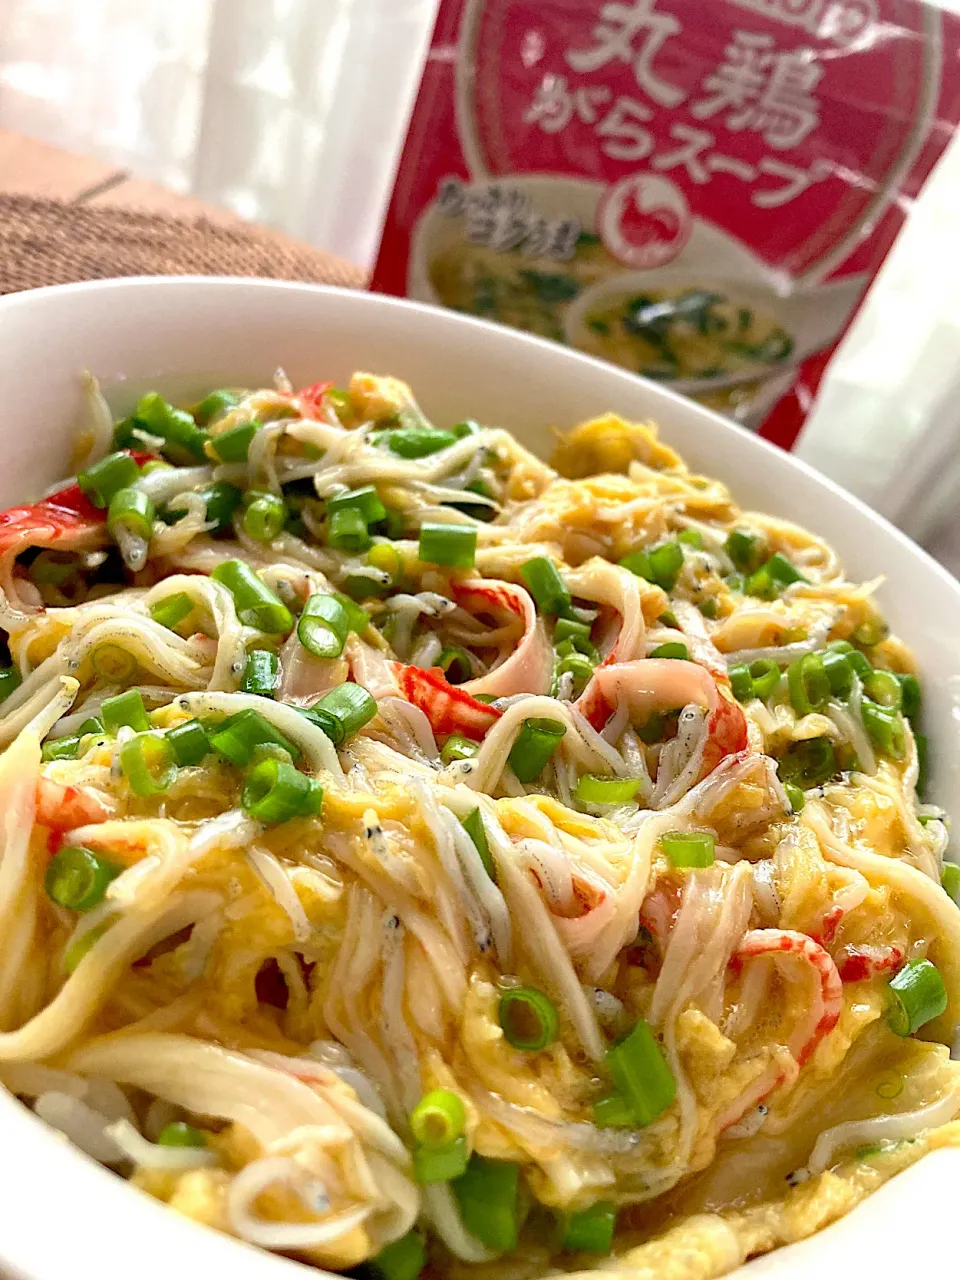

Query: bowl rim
left=0, top=274, right=958, bottom=1280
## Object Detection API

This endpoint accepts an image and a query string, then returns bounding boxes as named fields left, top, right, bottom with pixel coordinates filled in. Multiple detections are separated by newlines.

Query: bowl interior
left=0, top=277, right=958, bottom=1280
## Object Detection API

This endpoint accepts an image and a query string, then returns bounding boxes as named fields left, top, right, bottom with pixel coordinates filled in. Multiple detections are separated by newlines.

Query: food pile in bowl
left=0, top=369, right=956, bottom=1279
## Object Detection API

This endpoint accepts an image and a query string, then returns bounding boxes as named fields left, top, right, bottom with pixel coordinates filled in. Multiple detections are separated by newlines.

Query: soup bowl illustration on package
left=373, top=0, right=960, bottom=442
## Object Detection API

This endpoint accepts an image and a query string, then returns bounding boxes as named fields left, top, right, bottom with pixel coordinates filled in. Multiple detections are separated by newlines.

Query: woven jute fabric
left=0, top=194, right=365, bottom=294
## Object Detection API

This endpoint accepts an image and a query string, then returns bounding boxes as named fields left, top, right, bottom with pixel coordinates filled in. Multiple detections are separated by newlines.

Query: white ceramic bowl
left=0, top=277, right=956, bottom=1280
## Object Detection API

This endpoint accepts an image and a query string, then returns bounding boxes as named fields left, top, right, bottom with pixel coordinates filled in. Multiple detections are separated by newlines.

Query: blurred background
left=0, top=0, right=439, bottom=271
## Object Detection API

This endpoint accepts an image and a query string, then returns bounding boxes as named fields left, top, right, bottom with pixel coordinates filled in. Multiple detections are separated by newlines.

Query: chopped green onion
left=243, top=493, right=287, bottom=542
left=822, top=649, right=853, bottom=697
left=107, top=486, right=154, bottom=541
left=437, top=647, right=473, bottom=685
left=413, top=1136, right=469, bottom=1184
left=554, top=616, right=592, bottom=648
left=941, top=862, right=960, bottom=904
left=748, top=658, right=780, bottom=701
left=875, top=1070, right=905, bottom=1102
left=451, top=419, right=481, bottom=439
left=90, top=644, right=136, bottom=682
left=241, top=649, right=280, bottom=698
left=461, top=808, right=495, bottom=881
left=649, top=641, right=688, bottom=661
left=303, top=683, right=377, bottom=746
left=728, top=663, right=753, bottom=702
left=508, top=717, right=565, bottom=783
left=699, top=598, right=719, bottom=619
left=384, top=509, right=407, bottom=540
left=411, top=1089, right=466, bottom=1149
left=864, top=669, right=902, bottom=710
left=746, top=552, right=807, bottom=599
left=157, top=1121, right=207, bottom=1148
left=862, top=700, right=905, bottom=760
left=677, top=529, right=703, bottom=549
left=886, top=959, right=947, bottom=1036
left=211, top=559, right=293, bottom=634
left=441, top=734, right=478, bottom=765
left=0, top=665, right=21, bottom=703
left=150, top=592, right=193, bottom=631
left=787, top=653, right=830, bottom=716
left=575, top=775, right=641, bottom=806
left=369, top=1232, right=426, bottom=1280
left=78, top=452, right=141, bottom=508
left=331, top=592, right=370, bottom=635
left=854, top=617, right=888, bottom=647
left=778, top=737, right=836, bottom=788
left=387, top=427, right=456, bottom=458
left=101, top=688, right=150, bottom=734
left=916, top=732, right=928, bottom=798
left=298, top=594, right=349, bottom=660
left=64, top=921, right=111, bottom=973
left=618, top=549, right=653, bottom=581
left=521, top=557, right=571, bottom=615
left=45, top=846, right=121, bottom=911
left=828, top=639, right=873, bottom=681
left=209, top=420, right=259, bottom=463
left=784, top=782, right=805, bottom=813
left=241, top=757, right=323, bottom=824
left=166, top=719, right=210, bottom=767
left=592, top=1091, right=635, bottom=1129
left=138, top=460, right=171, bottom=478
left=556, top=651, right=595, bottom=698
left=498, top=987, right=559, bottom=1051
left=660, top=830, right=715, bottom=868
left=328, top=485, right=387, bottom=525
left=198, top=481, right=243, bottom=533
left=328, top=507, right=371, bottom=553
left=619, top=541, right=683, bottom=590
left=418, top=522, right=476, bottom=569
left=605, top=1018, right=676, bottom=1127
left=897, top=673, right=921, bottom=721
left=342, top=571, right=390, bottom=601
left=562, top=1202, right=616, bottom=1254
left=648, top=540, right=683, bottom=590
left=367, top=541, right=404, bottom=584
left=119, top=732, right=177, bottom=797
left=42, top=734, right=84, bottom=762
left=193, top=388, right=241, bottom=426
left=556, top=636, right=600, bottom=664
left=725, top=528, right=767, bottom=573
left=133, top=393, right=207, bottom=463
left=452, top=1156, right=520, bottom=1253
left=209, top=709, right=299, bottom=767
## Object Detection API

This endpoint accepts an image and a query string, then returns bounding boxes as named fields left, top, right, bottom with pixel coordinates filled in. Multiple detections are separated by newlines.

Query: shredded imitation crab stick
left=391, top=663, right=502, bottom=741
left=292, top=381, right=334, bottom=420
left=35, top=777, right=113, bottom=834
left=715, top=928, right=844, bottom=1133
left=0, top=451, right=154, bottom=568
left=834, top=943, right=906, bottom=983
left=576, top=659, right=748, bottom=779
left=731, top=929, right=843, bottom=1067
left=451, top=579, right=554, bottom=701
left=387, top=578, right=552, bottom=740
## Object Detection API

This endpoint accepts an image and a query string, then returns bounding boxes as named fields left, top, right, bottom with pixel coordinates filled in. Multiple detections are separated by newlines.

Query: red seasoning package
left=371, top=0, right=960, bottom=446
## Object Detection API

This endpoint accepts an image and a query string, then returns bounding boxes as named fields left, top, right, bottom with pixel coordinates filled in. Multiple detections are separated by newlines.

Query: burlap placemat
left=0, top=194, right=366, bottom=293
